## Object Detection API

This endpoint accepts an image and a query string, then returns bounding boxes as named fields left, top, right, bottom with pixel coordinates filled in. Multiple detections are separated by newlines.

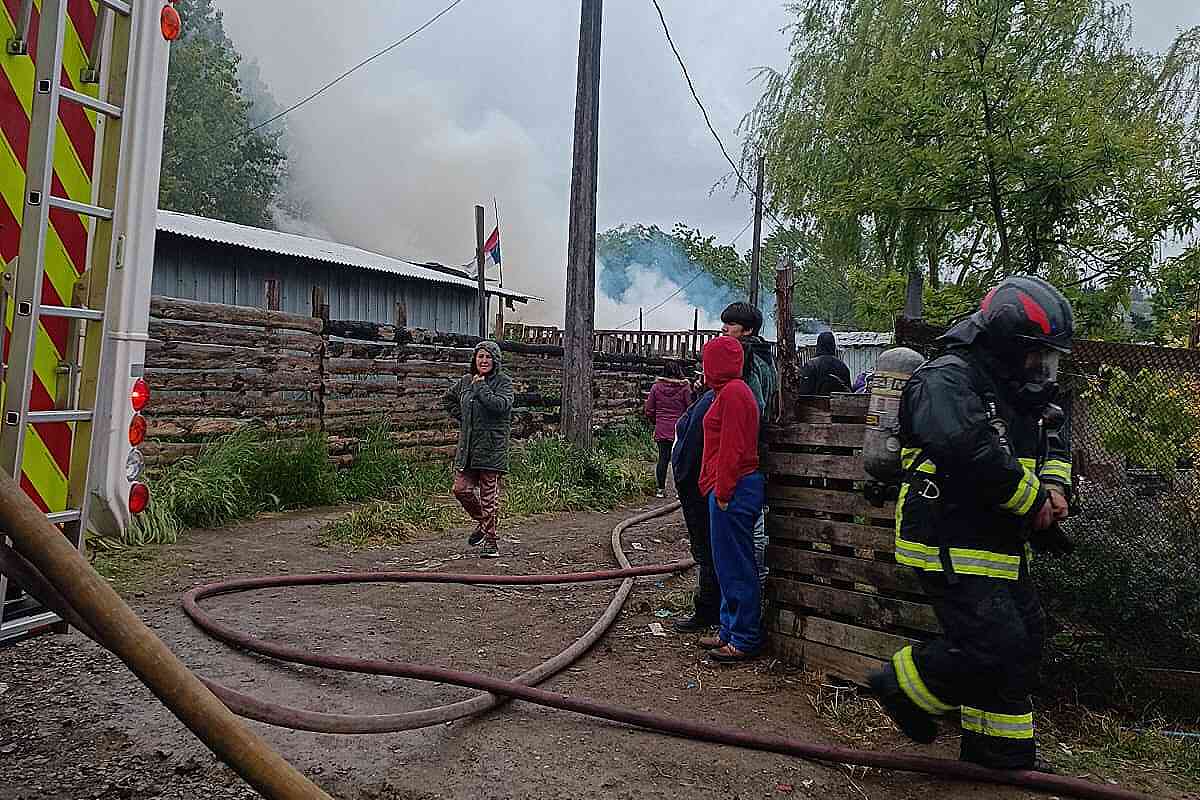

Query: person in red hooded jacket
left=644, top=360, right=692, bottom=497
left=696, top=335, right=765, bottom=663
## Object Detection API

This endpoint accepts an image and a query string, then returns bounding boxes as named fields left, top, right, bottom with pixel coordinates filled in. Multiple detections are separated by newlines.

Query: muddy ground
left=0, top=501, right=1192, bottom=800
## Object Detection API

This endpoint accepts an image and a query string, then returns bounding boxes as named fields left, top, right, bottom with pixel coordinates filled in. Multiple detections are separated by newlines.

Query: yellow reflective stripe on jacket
left=960, top=706, right=1035, bottom=739
left=894, top=537, right=1022, bottom=580
left=901, top=447, right=936, bottom=474
left=1040, top=458, right=1072, bottom=486
left=893, top=646, right=955, bottom=714
left=1000, top=464, right=1040, bottom=515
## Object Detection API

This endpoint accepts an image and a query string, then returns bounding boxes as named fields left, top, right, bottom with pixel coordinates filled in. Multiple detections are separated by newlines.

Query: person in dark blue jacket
left=670, top=388, right=719, bottom=632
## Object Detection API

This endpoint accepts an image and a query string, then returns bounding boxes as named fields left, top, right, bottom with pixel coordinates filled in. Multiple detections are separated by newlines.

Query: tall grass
left=110, top=419, right=657, bottom=552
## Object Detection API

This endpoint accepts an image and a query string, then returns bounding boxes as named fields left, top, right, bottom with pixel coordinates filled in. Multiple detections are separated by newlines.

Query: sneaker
left=655, top=489, right=666, bottom=499
left=672, top=614, right=715, bottom=633
left=479, top=541, right=501, bottom=558
left=467, top=527, right=485, bottom=547
left=867, top=666, right=938, bottom=745
left=697, top=634, right=726, bottom=650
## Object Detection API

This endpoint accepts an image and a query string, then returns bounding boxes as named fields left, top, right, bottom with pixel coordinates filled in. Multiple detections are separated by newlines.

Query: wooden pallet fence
left=763, top=393, right=939, bottom=685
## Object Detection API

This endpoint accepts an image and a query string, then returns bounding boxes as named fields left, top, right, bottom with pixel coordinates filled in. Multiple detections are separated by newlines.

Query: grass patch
left=1042, top=707, right=1200, bottom=789
left=318, top=498, right=458, bottom=550
left=91, top=546, right=180, bottom=595
left=118, top=419, right=657, bottom=553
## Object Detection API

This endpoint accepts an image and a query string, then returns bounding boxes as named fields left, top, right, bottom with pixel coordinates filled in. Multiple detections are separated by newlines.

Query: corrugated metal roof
left=155, top=210, right=540, bottom=303
left=796, top=331, right=893, bottom=347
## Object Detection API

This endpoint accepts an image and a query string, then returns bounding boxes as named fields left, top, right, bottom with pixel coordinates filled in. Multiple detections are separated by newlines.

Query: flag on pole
left=483, top=227, right=502, bottom=266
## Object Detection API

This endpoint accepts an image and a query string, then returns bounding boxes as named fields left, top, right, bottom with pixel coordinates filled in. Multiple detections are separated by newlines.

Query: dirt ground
left=0, top=501, right=1192, bottom=800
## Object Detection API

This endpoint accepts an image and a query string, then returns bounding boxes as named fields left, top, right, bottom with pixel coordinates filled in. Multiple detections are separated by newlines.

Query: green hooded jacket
left=441, top=340, right=515, bottom=473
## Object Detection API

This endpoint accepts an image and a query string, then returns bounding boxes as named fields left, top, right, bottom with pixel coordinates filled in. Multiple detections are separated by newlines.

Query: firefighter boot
left=868, top=665, right=939, bottom=744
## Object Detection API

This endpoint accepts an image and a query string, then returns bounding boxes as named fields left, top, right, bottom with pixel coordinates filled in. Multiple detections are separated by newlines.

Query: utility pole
left=749, top=154, right=765, bottom=308
left=562, top=0, right=602, bottom=450
left=475, top=204, right=487, bottom=339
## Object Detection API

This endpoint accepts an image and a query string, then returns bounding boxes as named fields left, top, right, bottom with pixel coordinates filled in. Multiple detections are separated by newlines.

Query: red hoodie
left=698, top=336, right=761, bottom=505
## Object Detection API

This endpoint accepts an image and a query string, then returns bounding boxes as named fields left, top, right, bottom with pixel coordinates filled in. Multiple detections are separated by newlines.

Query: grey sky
left=215, top=1, right=1197, bottom=326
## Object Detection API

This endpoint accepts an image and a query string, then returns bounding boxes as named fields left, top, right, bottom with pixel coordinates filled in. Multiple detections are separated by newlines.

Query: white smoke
left=594, top=264, right=724, bottom=331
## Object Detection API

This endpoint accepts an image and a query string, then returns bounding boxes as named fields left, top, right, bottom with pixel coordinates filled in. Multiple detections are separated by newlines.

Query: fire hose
left=0, top=474, right=1161, bottom=800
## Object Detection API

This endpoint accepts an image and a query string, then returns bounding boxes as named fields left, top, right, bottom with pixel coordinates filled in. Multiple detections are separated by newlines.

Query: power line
left=614, top=217, right=755, bottom=330
left=649, top=0, right=784, bottom=228
left=199, top=0, right=470, bottom=158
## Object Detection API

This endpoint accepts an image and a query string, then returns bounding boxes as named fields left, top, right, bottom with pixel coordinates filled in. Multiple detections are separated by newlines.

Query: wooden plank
left=767, top=545, right=923, bottom=595
left=1143, top=669, right=1200, bottom=692
left=829, top=393, right=869, bottom=417
left=802, top=617, right=919, bottom=660
left=146, top=396, right=315, bottom=418
left=145, top=370, right=322, bottom=393
left=149, top=321, right=324, bottom=354
left=150, top=296, right=323, bottom=333
left=765, top=423, right=865, bottom=448
left=762, top=451, right=866, bottom=480
left=767, top=515, right=893, bottom=552
left=766, top=485, right=895, bottom=518
left=768, top=633, right=883, bottom=686
left=146, top=342, right=318, bottom=373
left=795, top=406, right=834, bottom=424
left=769, top=578, right=940, bottom=634
left=147, top=416, right=318, bottom=439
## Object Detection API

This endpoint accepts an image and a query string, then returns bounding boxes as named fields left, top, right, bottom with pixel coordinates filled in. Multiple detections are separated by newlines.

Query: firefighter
left=868, top=276, right=1074, bottom=772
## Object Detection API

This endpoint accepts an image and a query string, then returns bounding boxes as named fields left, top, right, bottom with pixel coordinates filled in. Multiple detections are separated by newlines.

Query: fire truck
left=1, top=0, right=177, bottom=641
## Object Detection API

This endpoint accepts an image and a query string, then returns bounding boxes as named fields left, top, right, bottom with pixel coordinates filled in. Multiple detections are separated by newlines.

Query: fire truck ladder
left=1, top=0, right=139, bottom=640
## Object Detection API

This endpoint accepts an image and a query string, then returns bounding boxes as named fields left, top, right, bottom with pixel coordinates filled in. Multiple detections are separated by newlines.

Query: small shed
left=152, top=211, right=538, bottom=334
left=797, top=331, right=893, bottom=381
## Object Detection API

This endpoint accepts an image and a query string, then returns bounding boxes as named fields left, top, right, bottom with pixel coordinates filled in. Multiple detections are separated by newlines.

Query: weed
left=1041, top=706, right=1200, bottom=789
left=319, top=499, right=456, bottom=550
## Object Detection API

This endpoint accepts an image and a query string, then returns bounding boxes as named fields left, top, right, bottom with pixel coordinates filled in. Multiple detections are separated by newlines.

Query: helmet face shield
left=1024, top=348, right=1060, bottom=386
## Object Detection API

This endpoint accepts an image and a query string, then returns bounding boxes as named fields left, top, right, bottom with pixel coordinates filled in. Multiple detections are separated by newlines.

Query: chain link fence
left=895, top=319, right=1200, bottom=714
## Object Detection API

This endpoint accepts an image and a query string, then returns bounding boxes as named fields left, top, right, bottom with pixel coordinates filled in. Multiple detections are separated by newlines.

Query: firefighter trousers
left=894, top=567, right=1045, bottom=769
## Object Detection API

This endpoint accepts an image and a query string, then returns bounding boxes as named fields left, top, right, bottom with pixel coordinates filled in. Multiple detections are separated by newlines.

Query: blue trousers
left=708, top=472, right=766, bottom=653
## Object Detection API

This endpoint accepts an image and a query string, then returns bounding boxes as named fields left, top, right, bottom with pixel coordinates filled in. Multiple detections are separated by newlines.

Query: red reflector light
left=161, top=4, right=182, bottom=41
left=131, top=378, right=150, bottom=412
left=129, top=482, right=150, bottom=515
left=129, top=414, right=147, bottom=446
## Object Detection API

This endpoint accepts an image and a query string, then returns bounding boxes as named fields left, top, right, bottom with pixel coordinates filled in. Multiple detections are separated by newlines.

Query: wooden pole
left=775, top=254, right=796, bottom=420
left=475, top=204, right=487, bottom=339
left=562, top=0, right=603, bottom=450
left=749, top=154, right=765, bottom=307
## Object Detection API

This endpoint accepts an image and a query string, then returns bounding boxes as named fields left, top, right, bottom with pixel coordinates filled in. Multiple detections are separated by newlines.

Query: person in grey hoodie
left=442, top=340, right=514, bottom=558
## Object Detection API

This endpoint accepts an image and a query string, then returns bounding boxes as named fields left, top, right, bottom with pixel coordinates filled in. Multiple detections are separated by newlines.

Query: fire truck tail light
left=129, top=482, right=150, bottom=515
left=129, top=414, right=147, bottom=446
left=161, top=4, right=182, bottom=41
left=131, top=378, right=150, bottom=412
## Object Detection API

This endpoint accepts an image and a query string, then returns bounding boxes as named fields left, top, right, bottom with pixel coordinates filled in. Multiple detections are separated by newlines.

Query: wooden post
left=749, top=154, right=765, bottom=308
left=394, top=300, right=407, bottom=330
left=562, top=0, right=603, bottom=450
left=476, top=204, right=487, bottom=339
left=775, top=255, right=796, bottom=420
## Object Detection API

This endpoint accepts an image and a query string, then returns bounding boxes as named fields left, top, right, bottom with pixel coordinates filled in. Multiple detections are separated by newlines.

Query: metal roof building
left=153, top=211, right=538, bottom=333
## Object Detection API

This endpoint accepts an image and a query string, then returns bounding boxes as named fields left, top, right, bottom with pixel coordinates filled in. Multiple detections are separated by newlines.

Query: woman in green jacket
left=442, top=341, right=514, bottom=557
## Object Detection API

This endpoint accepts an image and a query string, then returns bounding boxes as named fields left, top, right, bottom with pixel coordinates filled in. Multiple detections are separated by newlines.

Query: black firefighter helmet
left=976, top=275, right=1074, bottom=356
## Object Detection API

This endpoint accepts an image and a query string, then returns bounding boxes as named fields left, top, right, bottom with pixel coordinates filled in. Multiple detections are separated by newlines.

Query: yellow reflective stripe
left=22, top=422, right=70, bottom=509
left=1040, top=459, right=1072, bottom=485
left=960, top=706, right=1034, bottom=740
left=1000, top=466, right=1040, bottom=515
left=895, top=535, right=941, bottom=570
left=893, top=646, right=955, bottom=714
left=1019, top=457, right=1036, bottom=469
left=946, top=547, right=1021, bottom=580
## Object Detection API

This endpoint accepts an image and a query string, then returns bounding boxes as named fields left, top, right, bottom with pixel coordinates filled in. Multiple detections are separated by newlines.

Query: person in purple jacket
left=644, top=361, right=693, bottom=498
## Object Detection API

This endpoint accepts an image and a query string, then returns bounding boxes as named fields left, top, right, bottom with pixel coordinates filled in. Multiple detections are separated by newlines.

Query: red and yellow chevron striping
left=1, top=0, right=98, bottom=515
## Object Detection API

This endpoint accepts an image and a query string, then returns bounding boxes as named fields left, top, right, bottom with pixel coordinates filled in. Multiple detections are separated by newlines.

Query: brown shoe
left=698, top=634, right=726, bottom=650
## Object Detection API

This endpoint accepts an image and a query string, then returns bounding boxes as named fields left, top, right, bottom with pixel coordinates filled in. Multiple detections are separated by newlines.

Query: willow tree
left=743, top=0, right=1200, bottom=334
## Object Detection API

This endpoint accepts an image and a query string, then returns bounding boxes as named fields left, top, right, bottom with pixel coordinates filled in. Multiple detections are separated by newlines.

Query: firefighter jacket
left=895, top=345, right=1072, bottom=581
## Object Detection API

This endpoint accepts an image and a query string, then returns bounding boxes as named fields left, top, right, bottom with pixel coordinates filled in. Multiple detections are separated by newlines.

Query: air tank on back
left=863, top=347, right=927, bottom=484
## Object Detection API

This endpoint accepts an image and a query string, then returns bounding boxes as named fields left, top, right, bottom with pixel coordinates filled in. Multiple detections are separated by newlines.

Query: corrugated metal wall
left=152, top=233, right=481, bottom=333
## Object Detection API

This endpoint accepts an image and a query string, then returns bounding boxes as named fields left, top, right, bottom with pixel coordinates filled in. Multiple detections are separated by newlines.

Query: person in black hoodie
left=798, top=331, right=852, bottom=396
left=670, top=387, right=719, bottom=632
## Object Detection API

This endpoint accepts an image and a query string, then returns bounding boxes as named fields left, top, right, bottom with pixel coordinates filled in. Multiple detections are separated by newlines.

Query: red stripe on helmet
left=980, top=287, right=998, bottom=312
left=1017, top=291, right=1052, bottom=334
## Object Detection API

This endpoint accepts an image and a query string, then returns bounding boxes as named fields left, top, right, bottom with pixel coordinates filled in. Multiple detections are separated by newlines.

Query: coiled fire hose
left=0, top=475, right=1161, bottom=800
